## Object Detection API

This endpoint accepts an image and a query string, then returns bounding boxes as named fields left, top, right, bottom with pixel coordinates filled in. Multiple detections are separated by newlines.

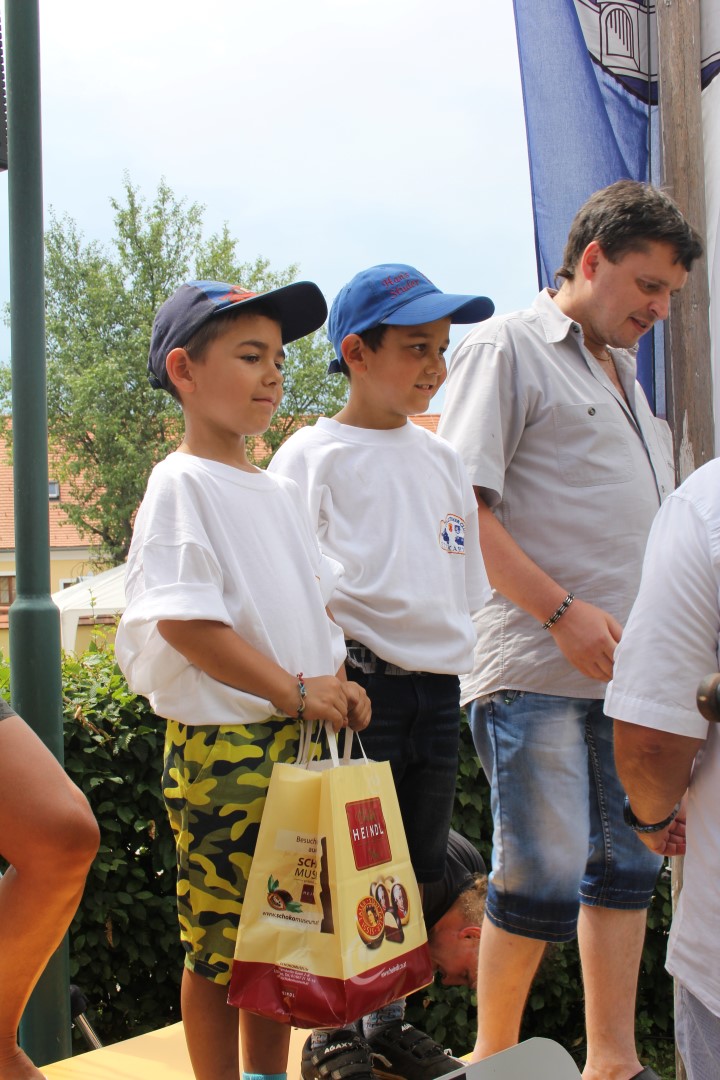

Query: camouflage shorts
left=162, top=716, right=300, bottom=986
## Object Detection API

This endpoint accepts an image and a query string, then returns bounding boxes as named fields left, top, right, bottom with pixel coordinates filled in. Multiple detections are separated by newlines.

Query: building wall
left=0, top=549, right=100, bottom=656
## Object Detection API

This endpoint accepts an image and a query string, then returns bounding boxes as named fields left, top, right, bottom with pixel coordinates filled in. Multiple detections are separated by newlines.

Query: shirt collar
left=531, top=288, right=578, bottom=345
left=531, top=288, right=639, bottom=374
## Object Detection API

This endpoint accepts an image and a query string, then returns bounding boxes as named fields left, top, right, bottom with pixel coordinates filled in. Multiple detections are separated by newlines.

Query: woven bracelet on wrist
left=295, top=673, right=307, bottom=718
left=623, top=796, right=681, bottom=833
left=542, top=593, right=574, bottom=631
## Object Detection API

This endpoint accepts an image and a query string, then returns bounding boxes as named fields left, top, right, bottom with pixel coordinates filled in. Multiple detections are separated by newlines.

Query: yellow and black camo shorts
left=162, top=716, right=301, bottom=986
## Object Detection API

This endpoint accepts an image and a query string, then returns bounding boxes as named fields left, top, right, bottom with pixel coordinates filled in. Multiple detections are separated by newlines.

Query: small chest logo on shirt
left=439, top=514, right=466, bottom=554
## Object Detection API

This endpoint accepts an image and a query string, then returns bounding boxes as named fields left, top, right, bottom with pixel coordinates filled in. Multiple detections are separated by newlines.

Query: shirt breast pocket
left=553, top=402, right=634, bottom=487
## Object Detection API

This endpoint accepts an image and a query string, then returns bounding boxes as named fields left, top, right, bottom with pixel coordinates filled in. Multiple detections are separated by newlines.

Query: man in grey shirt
left=438, top=181, right=703, bottom=1080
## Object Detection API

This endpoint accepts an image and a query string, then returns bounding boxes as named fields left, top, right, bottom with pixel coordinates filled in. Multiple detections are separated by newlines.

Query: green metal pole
left=5, top=0, right=72, bottom=1065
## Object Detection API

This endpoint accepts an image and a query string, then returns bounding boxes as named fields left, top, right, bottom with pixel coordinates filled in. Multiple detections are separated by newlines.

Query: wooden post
left=656, top=4, right=713, bottom=1078
left=657, top=0, right=714, bottom=482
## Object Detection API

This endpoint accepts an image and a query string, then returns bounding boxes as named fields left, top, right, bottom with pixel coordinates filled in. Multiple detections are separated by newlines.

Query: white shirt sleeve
left=121, top=469, right=232, bottom=629
left=605, top=489, right=720, bottom=738
left=439, top=332, right=528, bottom=509
left=460, top=461, right=492, bottom=612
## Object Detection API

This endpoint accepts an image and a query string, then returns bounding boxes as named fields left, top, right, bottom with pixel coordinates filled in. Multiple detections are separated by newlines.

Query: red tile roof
left=409, top=413, right=439, bottom=433
left=0, top=434, right=89, bottom=551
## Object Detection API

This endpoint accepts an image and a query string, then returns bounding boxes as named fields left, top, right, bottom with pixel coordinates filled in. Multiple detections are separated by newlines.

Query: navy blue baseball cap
left=148, top=279, right=328, bottom=391
left=326, top=264, right=494, bottom=373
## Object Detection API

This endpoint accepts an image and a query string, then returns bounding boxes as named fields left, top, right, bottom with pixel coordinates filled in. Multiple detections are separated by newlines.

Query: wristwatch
left=623, top=796, right=680, bottom=833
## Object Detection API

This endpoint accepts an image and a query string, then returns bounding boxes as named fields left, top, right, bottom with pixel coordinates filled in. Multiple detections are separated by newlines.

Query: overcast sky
left=0, top=0, right=540, bottom=403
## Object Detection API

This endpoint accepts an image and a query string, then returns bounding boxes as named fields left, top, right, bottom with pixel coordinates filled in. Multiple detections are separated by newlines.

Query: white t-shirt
left=268, top=417, right=491, bottom=675
left=438, top=289, right=675, bottom=702
left=605, top=458, right=720, bottom=1017
left=115, top=452, right=347, bottom=726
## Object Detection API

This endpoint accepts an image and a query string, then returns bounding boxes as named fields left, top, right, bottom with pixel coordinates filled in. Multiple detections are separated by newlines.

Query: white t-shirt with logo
left=115, top=452, right=347, bottom=726
left=268, top=418, right=491, bottom=675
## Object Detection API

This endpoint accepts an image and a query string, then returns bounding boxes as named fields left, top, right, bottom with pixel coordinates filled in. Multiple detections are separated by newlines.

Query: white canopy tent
left=51, top=564, right=127, bottom=652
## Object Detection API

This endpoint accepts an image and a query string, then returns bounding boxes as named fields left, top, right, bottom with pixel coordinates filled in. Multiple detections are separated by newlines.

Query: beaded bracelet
left=542, top=593, right=574, bottom=630
left=296, top=673, right=307, bottom=718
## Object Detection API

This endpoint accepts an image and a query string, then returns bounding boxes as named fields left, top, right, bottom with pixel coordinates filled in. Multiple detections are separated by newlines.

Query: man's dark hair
left=556, top=180, right=703, bottom=283
left=165, top=299, right=283, bottom=401
left=336, top=323, right=389, bottom=378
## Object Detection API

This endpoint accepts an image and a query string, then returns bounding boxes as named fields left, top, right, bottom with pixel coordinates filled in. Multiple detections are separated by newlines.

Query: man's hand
left=343, top=682, right=371, bottom=732
left=549, top=598, right=623, bottom=680
left=474, top=496, right=622, bottom=681
left=635, top=800, right=687, bottom=857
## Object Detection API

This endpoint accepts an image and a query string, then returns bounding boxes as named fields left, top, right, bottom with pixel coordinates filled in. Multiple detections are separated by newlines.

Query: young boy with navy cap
left=115, top=279, right=370, bottom=1080
left=268, top=264, right=494, bottom=1080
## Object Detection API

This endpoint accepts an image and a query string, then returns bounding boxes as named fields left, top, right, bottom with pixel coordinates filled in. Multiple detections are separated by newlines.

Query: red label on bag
left=345, top=798, right=391, bottom=869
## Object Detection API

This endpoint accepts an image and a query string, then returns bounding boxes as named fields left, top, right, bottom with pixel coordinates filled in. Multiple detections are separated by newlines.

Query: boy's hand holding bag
left=228, top=724, right=433, bottom=1027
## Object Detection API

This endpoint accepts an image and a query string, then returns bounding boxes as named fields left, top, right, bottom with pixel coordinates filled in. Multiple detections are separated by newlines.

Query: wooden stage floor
left=43, top=1023, right=307, bottom=1079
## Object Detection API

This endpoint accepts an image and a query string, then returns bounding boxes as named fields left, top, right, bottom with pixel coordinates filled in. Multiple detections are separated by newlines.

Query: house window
left=48, top=480, right=60, bottom=500
left=0, top=574, right=16, bottom=606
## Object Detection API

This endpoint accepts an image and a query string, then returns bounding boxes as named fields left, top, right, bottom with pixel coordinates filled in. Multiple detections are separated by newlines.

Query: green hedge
left=2, top=643, right=677, bottom=1073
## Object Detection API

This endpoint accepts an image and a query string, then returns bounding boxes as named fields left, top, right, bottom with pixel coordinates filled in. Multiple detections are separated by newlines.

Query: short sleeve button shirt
left=438, top=289, right=675, bottom=702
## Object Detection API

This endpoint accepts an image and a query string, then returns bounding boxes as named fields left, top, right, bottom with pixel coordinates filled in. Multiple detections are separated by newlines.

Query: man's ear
left=459, top=925, right=482, bottom=942
left=579, top=240, right=603, bottom=282
left=165, top=347, right=196, bottom=396
left=341, top=333, right=369, bottom=375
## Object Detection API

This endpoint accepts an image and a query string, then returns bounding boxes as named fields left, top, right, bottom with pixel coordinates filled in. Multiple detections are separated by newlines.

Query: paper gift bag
left=228, top=728, right=432, bottom=1027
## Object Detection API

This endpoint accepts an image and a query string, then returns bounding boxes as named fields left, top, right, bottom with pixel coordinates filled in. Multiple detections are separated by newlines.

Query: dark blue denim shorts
left=346, top=665, right=461, bottom=884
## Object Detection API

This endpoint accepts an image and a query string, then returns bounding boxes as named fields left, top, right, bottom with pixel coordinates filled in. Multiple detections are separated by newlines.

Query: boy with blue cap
left=116, top=279, right=371, bottom=1080
left=269, top=264, right=494, bottom=1080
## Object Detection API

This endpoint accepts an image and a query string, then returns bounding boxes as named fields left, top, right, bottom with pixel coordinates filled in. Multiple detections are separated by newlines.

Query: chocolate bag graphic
left=228, top=728, right=432, bottom=1027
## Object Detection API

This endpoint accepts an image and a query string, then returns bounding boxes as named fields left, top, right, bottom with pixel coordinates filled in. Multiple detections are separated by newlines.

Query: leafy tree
left=0, top=176, right=346, bottom=565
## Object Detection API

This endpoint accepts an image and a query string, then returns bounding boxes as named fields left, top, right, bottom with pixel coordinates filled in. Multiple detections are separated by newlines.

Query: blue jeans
left=469, top=691, right=662, bottom=942
left=346, top=668, right=460, bottom=883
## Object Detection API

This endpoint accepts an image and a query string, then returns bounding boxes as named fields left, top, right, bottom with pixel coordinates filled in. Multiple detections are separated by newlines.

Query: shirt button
left=588, top=407, right=596, bottom=416
left=572, top=324, right=580, bottom=333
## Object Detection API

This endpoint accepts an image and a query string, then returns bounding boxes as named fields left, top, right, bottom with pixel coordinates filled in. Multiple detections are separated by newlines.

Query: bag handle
left=297, top=721, right=363, bottom=768
left=326, top=724, right=368, bottom=765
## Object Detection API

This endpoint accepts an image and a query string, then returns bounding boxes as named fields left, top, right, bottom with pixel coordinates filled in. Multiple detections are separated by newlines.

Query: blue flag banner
left=513, top=0, right=660, bottom=404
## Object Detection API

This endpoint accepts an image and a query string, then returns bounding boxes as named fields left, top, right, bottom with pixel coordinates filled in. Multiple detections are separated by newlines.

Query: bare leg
left=239, top=1011, right=291, bottom=1074
left=578, top=905, right=646, bottom=1080
left=181, top=969, right=241, bottom=1080
left=0, top=714, right=99, bottom=1080
left=471, top=918, right=545, bottom=1061
left=181, top=970, right=292, bottom=1080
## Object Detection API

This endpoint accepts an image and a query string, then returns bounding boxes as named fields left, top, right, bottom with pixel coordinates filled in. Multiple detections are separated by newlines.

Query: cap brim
left=382, top=292, right=494, bottom=327
left=255, top=281, right=328, bottom=344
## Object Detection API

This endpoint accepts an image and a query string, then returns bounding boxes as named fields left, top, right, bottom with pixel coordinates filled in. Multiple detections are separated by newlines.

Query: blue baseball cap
left=148, top=279, right=328, bottom=391
left=326, top=264, right=494, bottom=373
